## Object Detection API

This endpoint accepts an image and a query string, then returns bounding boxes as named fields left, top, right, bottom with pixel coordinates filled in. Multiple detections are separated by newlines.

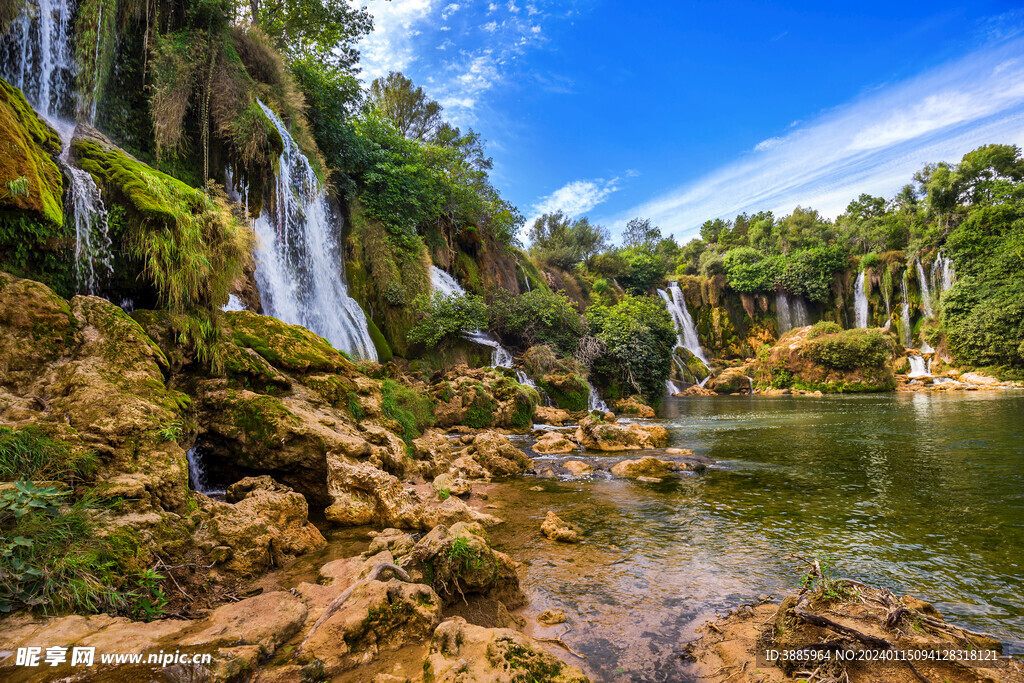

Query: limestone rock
left=532, top=430, right=577, bottom=454
left=610, top=456, right=684, bottom=479
left=706, top=367, right=752, bottom=394
left=538, top=609, right=568, bottom=625
left=430, top=365, right=538, bottom=430
left=451, top=431, right=533, bottom=477
left=424, top=617, right=590, bottom=683
left=612, top=396, right=656, bottom=418
left=574, top=414, right=670, bottom=452
left=534, top=405, right=572, bottom=425
left=563, top=460, right=593, bottom=476
left=540, top=511, right=580, bottom=543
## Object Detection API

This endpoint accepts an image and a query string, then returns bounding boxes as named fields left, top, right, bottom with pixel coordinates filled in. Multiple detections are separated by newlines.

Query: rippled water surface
left=485, top=391, right=1024, bottom=682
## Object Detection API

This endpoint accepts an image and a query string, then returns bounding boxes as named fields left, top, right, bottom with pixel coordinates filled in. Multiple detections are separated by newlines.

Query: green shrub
left=407, top=290, right=489, bottom=350
left=804, top=329, right=893, bottom=369
left=0, top=427, right=97, bottom=485
left=381, top=379, right=435, bottom=443
left=462, top=385, right=497, bottom=429
left=0, top=482, right=166, bottom=617
left=586, top=295, right=676, bottom=402
left=860, top=252, right=881, bottom=269
left=488, top=288, right=585, bottom=355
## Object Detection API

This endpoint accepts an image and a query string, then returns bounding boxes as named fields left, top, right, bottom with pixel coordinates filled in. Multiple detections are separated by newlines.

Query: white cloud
left=441, top=3, right=460, bottom=20
left=602, top=35, right=1024, bottom=241
left=359, top=0, right=439, bottom=81
left=482, top=20, right=499, bottom=32
left=523, top=177, right=622, bottom=233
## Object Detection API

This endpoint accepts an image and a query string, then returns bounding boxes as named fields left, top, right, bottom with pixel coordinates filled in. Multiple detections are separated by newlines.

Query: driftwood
left=296, top=562, right=410, bottom=655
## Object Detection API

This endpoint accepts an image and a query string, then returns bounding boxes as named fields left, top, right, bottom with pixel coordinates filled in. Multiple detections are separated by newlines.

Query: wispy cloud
left=358, top=0, right=568, bottom=125
left=602, top=35, right=1024, bottom=241
left=523, top=177, right=622, bottom=233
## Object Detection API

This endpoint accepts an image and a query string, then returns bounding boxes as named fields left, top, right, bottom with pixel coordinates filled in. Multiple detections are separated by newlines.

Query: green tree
left=528, top=211, right=609, bottom=270
left=367, top=71, right=443, bottom=141
left=407, top=291, right=489, bottom=349
left=622, top=217, right=661, bottom=249
left=586, top=295, right=676, bottom=402
left=243, top=0, right=373, bottom=72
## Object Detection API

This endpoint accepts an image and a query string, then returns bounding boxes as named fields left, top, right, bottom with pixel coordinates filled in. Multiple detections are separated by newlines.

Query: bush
left=807, top=321, right=842, bottom=339
left=0, top=482, right=166, bottom=617
left=488, top=289, right=585, bottom=355
left=586, top=295, right=676, bottom=402
left=804, top=329, right=894, bottom=369
left=860, top=252, right=881, bottom=269
left=380, top=379, right=435, bottom=443
left=618, top=250, right=665, bottom=295
left=723, top=247, right=776, bottom=292
left=698, top=250, right=724, bottom=277
left=0, top=427, right=97, bottom=485
left=775, top=245, right=847, bottom=303
left=407, top=291, right=489, bottom=349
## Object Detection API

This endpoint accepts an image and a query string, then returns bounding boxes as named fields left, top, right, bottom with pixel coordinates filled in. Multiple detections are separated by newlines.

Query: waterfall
left=775, top=291, right=793, bottom=334
left=915, top=260, right=934, bottom=318
left=429, top=266, right=514, bottom=368
left=222, top=294, right=246, bottom=312
left=517, top=262, right=531, bottom=292
left=252, top=101, right=376, bottom=360
left=1, top=0, right=75, bottom=118
left=186, top=446, right=224, bottom=496
left=933, top=252, right=955, bottom=296
left=899, top=274, right=912, bottom=347
left=791, top=297, right=809, bottom=327
left=587, top=383, right=609, bottom=412
left=657, top=282, right=709, bottom=366
left=907, top=355, right=932, bottom=378
left=853, top=271, right=869, bottom=328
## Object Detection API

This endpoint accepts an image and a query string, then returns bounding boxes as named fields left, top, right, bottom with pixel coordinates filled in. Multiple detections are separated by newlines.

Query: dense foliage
left=407, top=291, right=489, bottom=350
left=488, top=289, right=586, bottom=356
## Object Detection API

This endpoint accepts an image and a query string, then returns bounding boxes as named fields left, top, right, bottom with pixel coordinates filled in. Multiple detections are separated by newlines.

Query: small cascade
left=429, top=266, right=515, bottom=368
left=1, top=0, right=76, bottom=118
left=517, top=262, right=531, bottom=292
left=933, top=252, right=955, bottom=296
left=186, top=446, right=225, bottom=497
left=252, top=101, right=376, bottom=360
left=899, top=274, right=912, bottom=347
left=587, top=383, right=609, bottom=412
left=915, top=260, right=934, bottom=318
left=222, top=294, right=246, bottom=312
left=775, top=292, right=793, bottom=334
left=907, top=355, right=932, bottom=378
left=853, top=270, right=869, bottom=328
left=791, top=297, right=809, bottom=327
left=658, top=282, right=710, bottom=367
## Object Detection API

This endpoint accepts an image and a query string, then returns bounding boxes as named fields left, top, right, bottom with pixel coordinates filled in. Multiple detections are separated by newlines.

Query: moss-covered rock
left=227, top=309, right=355, bottom=373
left=430, top=366, right=538, bottom=430
left=537, top=372, right=589, bottom=412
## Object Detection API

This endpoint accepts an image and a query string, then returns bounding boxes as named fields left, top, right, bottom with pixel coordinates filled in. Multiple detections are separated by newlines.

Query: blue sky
left=356, top=1, right=1024, bottom=243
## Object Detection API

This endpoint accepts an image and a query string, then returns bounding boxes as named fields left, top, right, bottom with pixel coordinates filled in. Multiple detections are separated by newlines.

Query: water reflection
left=488, top=391, right=1024, bottom=682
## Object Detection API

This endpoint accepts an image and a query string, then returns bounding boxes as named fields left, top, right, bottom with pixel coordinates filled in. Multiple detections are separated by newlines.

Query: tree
left=243, top=0, right=373, bottom=72
left=623, top=217, right=661, bottom=249
left=367, top=72, right=443, bottom=140
left=528, top=212, right=609, bottom=270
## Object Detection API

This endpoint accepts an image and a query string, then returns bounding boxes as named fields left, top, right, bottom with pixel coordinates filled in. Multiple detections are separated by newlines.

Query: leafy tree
left=528, top=211, right=609, bottom=270
left=488, top=289, right=586, bottom=355
left=242, top=0, right=373, bottom=72
left=586, top=295, right=676, bottom=402
left=618, top=250, right=664, bottom=295
left=407, top=291, right=489, bottom=349
left=623, top=217, right=661, bottom=249
left=367, top=71, right=443, bottom=141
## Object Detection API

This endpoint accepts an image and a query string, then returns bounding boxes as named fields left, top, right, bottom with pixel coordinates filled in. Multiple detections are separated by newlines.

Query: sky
left=355, top=1, right=1024, bottom=243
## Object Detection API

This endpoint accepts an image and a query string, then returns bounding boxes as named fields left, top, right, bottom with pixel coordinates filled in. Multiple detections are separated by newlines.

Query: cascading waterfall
left=1, top=0, right=75, bottom=118
left=588, top=384, right=609, bottom=412
left=915, top=260, right=934, bottom=318
left=252, top=100, right=376, bottom=360
left=899, top=274, right=912, bottom=347
left=853, top=270, right=869, bottom=328
left=517, top=262, right=531, bottom=292
left=186, top=446, right=224, bottom=496
left=429, top=266, right=514, bottom=368
left=658, top=282, right=710, bottom=366
left=791, top=297, right=809, bottom=327
left=932, top=252, right=955, bottom=296
left=907, top=355, right=932, bottom=378
left=775, top=292, right=793, bottom=334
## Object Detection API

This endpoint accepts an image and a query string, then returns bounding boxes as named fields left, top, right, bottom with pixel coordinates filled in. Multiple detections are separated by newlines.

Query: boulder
left=574, top=414, right=670, bottom=452
left=610, top=456, right=685, bottom=479
left=534, top=405, right=572, bottom=425
left=538, top=609, right=568, bottom=625
left=450, top=431, right=533, bottom=477
left=536, top=372, right=590, bottom=411
left=430, top=365, right=538, bottom=430
left=611, top=395, right=656, bottom=418
left=706, top=367, right=752, bottom=394
left=540, top=511, right=580, bottom=543
left=532, top=430, right=577, bottom=454
left=424, top=617, right=590, bottom=683
left=563, top=460, right=593, bottom=476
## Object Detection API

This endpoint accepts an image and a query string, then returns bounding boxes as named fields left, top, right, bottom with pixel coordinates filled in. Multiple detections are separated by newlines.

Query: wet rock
left=424, top=617, right=590, bottom=683
left=430, top=365, right=538, bottom=430
left=610, top=456, right=684, bottom=479
left=532, top=430, right=577, bottom=454
left=706, top=367, right=752, bottom=394
left=611, top=395, right=656, bottom=418
left=574, top=414, right=670, bottom=451
left=563, top=460, right=593, bottom=476
left=538, top=609, right=568, bottom=625
left=665, top=447, right=695, bottom=455
left=534, top=405, right=572, bottom=425
left=540, top=510, right=581, bottom=543
left=201, top=477, right=326, bottom=575
left=451, top=431, right=533, bottom=476
left=677, top=384, right=716, bottom=396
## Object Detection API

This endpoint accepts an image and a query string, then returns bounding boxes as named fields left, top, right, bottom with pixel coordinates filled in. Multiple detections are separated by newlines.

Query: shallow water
left=486, top=391, right=1024, bottom=682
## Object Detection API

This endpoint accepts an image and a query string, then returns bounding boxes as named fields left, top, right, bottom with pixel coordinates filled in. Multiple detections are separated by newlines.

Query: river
left=484, top=391, right=1024, bottom=682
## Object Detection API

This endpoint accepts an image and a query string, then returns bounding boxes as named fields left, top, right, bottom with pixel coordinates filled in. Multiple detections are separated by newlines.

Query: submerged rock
left=538, top=608, right=568, bottom=625
left=540, top=510, right=581, bottom=543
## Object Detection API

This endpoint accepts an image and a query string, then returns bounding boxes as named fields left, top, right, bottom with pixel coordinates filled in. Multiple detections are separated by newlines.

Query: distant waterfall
left=853, top=271, right=869, bottom=328
left=657, top=282, right=709, bottom=366
left=932, top=252, right=955, bottom=296
left=429, top=266, right=514, bottom=368
left=1, top=0, right=75, bottom=118
left=252, top=101, right=376, bottom=360
left=899, top=274, right=912, bottom=347
left=775, top=292, right=809, bottom=333
left=915, top=260, right=934, bottom=318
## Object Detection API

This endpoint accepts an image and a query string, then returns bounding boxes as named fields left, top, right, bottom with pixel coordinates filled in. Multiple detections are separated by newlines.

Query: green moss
left=538, top=373, right=589, bottom=412
left=362, top=307, right=393, bottom=362
left=231, top=395, right=295, bottom=449
left=381, top=379, right=435, bottom=443
left=463, top=386, right=497, bottom=429
left=228, top=310, right=353, bottom=373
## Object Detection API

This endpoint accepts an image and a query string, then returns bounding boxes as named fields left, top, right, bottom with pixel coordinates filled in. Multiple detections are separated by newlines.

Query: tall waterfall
left=1, top=0, right=75, bottom=118
left=429, top=266, right=513, bottom=368
left=933, top=252, right=955, bottom=295
left=657, top=282, right=709, bottom=366
left=899, top=274, right=912, bottom=347
left=853, top=270, right=869, bottom=328
left=775, top=292, right=809, bottom=333
left=915, top=260, right=934, bottom=318
left=252, top=101, right=376, bottom=360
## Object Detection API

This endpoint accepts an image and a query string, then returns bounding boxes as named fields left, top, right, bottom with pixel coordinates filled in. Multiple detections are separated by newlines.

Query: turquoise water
left=488, top=391, right=1024, bottom=682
